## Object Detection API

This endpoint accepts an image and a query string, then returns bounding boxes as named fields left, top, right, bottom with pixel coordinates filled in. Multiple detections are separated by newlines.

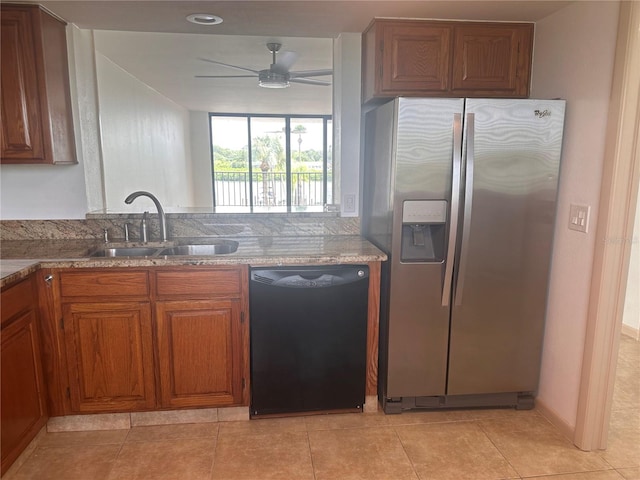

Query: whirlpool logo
left=534, top=109, right=552, bottom=118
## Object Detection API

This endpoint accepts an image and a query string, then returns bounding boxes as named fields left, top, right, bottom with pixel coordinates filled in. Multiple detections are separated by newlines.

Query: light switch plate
left=569, top=204, right=590, bottom=233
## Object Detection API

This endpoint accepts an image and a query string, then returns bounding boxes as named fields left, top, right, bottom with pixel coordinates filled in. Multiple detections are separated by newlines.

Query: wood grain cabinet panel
left=362, top=19, right=533, bottom=102
left=62, top=302, right=156, bottom=413
left=1, top=276, right=47, bottom=476
left=452, top=23, right=533, bottom=96
left=50, top=266, right=249, bottom=415
left=380, top=23, right=451, bottom=94
left=0, top=8, right=45, bottom=162
left=59, top=271, right=150, bottom=298
left=156, top=299, right=244, bottom=408
left=0, top=4, right=76, bottom=164
left=155, top=267, right=242, bottom=297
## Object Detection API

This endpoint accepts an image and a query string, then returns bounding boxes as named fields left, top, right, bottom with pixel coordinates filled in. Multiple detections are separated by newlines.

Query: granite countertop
left=0, top=236, right=387, bottom=288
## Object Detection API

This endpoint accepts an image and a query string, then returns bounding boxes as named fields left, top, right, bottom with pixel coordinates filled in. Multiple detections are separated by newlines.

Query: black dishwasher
left=250, top=265, right=369, bottom=417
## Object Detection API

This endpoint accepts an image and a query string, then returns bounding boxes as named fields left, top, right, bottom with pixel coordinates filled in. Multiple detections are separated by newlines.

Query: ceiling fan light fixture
left=186, top=13, right=223, bottom=26
left=258, top=70, right=290, bottom=88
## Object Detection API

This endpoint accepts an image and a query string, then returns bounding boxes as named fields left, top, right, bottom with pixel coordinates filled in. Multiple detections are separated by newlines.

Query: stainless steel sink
left=159, top=240, right=239, bottom=256
left=89, top=240, right=239, bottom=257
left=90, top=247, right=161, bottom=257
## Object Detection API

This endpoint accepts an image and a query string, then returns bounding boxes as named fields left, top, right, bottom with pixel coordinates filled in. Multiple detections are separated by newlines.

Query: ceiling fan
left=196, top=42, right=332, bottom=89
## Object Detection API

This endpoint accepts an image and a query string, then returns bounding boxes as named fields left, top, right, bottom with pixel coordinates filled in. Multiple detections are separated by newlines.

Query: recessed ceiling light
left=186, top=13, right=223, bottom=26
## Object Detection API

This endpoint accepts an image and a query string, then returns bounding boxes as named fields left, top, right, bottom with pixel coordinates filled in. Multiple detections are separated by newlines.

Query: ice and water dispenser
left=401, top=200, right=447, bottom=262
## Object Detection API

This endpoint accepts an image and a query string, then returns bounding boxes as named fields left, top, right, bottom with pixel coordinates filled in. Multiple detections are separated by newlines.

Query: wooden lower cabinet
left=53, top=266, right=249, bottom=415
left=156, top=299, right=244, bottom=408
left=1, top=276, right=48, bottom=475
left=62, top=302, right=156, bottom=413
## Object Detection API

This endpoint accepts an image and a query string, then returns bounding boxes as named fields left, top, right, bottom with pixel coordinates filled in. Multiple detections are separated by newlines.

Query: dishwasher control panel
left=251, top=266, right=368, bottom=288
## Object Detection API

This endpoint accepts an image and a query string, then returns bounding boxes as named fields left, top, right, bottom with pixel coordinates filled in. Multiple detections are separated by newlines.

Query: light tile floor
left=4, top=336, right=638, bottom=480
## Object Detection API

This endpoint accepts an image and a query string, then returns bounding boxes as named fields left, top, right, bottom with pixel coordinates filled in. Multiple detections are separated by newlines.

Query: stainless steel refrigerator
left=362, top=98, right=566, bottom=413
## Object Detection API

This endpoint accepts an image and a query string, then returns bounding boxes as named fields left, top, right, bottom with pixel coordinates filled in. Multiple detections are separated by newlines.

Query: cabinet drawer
left=155, top=268, right=242, bottom=296
left=59, top=271, right=149, bottom=298
left=1, top=277, right=35, bottom=325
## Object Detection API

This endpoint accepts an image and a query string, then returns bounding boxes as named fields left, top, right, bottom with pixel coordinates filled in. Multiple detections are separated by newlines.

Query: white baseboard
left=364, top=395, right=379, bottom=413
left=536, top=398, right=575, bottom=443
left=621, top=323, right=640, bottom=340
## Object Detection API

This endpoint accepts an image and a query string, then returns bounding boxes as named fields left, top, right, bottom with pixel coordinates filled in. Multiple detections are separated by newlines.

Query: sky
left=210, top=116, right=330, bottom=151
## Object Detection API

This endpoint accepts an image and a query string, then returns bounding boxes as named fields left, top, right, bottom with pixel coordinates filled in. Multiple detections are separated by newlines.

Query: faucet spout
left=124, top=191, right=168, bottom=242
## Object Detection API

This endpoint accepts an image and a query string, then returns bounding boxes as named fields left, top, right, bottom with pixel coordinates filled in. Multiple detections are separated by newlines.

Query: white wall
left=333, top=33, right=362, bottom=216
left=189, top=111, right=215, bottom=208
left=95, top=53, right=195, bottom=211
left=531, top=1, right=620, bottom=430
left=71, top=27, right=106, bottom=213
left=0, top=28, right=89, bottom=220
left=622, top=194, right=640, bottom=338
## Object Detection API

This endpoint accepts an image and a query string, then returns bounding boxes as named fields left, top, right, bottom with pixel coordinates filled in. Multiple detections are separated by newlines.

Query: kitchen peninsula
left=0, top=214, right=386, bottom=474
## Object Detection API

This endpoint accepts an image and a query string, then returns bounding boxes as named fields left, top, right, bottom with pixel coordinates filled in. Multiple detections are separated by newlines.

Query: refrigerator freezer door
left=385, top=98, right=465, bottom=397
left=447, top=99, right=566, bottom=395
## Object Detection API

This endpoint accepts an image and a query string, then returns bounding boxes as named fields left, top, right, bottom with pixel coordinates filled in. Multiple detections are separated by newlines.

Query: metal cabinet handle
left=44, top=274, right=54, bottom=285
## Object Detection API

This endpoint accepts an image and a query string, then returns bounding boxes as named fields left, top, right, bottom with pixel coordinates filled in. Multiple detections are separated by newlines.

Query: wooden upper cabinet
left=369, top=22, right=452, bottom=97
left=362, top=19, right=533, bottom=103
left=0, top=4, right=77, bottom=165
left=451, top=23, right=533, bottom=96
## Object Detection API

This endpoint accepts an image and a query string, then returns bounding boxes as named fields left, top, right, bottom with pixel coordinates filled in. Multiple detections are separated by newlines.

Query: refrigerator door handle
left=455, top=112, right=475, bottom=306
left=441, top=113, right=463, bottom=307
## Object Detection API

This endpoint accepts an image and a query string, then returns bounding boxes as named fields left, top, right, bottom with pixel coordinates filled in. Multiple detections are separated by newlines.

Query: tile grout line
left=391, top=425, right=422, bottom=480
left=475, top=419, right=525, bottom=479
left=305, top=429, right=319, bottom=480
left=208, top=423, right=220, bottom=480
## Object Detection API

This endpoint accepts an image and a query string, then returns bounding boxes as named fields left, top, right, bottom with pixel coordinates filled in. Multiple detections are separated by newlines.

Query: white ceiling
left=38, top=1, right=572, bottom=36
left=34, top=0, right=572, bottom=114
left=93, top=31, right=334, bottom=114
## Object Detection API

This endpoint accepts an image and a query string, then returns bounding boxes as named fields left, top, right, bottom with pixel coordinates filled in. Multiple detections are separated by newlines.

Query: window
left=210, top=114, right=332, bottom=212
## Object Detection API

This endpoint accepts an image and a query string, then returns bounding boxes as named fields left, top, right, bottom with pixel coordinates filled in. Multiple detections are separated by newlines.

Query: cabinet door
left=156, top=299, right=244, bottom=408
left=1, top=309, right=47, bottom=475
left=0, top=4, right=76, bottom=164
left=451, top=24, right=533, bottom=97
left=0, top=8, right=46, bottom=162
left=381, top=22, right=452, bottom=94
left=63, top=302, right=156, bottom=413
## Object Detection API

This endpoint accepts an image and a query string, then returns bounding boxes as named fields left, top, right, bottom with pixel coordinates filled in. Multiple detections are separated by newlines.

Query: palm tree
left=291, top=124, right=307, bottom=164
left=291, top=125, right=307, bottom=204
left=253, top=135, right=285, bottom=205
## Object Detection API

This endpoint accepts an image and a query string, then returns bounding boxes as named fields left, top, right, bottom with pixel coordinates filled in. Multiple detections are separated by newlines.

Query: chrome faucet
left=124, top=191, right=168, bottom=242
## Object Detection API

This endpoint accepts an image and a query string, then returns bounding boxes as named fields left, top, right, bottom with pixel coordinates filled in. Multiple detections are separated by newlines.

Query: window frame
left=209, top=113, right=332, bottom=211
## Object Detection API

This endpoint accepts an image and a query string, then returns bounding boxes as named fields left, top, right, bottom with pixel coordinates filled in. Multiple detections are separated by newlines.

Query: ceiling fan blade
left=290, top=77, right=331, bottom=86
left=197, top=57, right=260, bottom=74
left=289, top=69, right=333, bottom=78
left=274, top=51, right=299, bottom=72
left=195, top=75, right=258, bottom=78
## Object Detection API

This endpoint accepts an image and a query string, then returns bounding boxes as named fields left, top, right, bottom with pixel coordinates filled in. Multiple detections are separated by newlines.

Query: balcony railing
left=213, top=171, right=329, bottom=207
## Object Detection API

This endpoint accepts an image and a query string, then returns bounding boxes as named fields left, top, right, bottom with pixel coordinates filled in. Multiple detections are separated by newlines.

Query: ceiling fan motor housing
left=259, top=69, right=290, bottom=88
left=197, top=41, right=330, bottom=87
